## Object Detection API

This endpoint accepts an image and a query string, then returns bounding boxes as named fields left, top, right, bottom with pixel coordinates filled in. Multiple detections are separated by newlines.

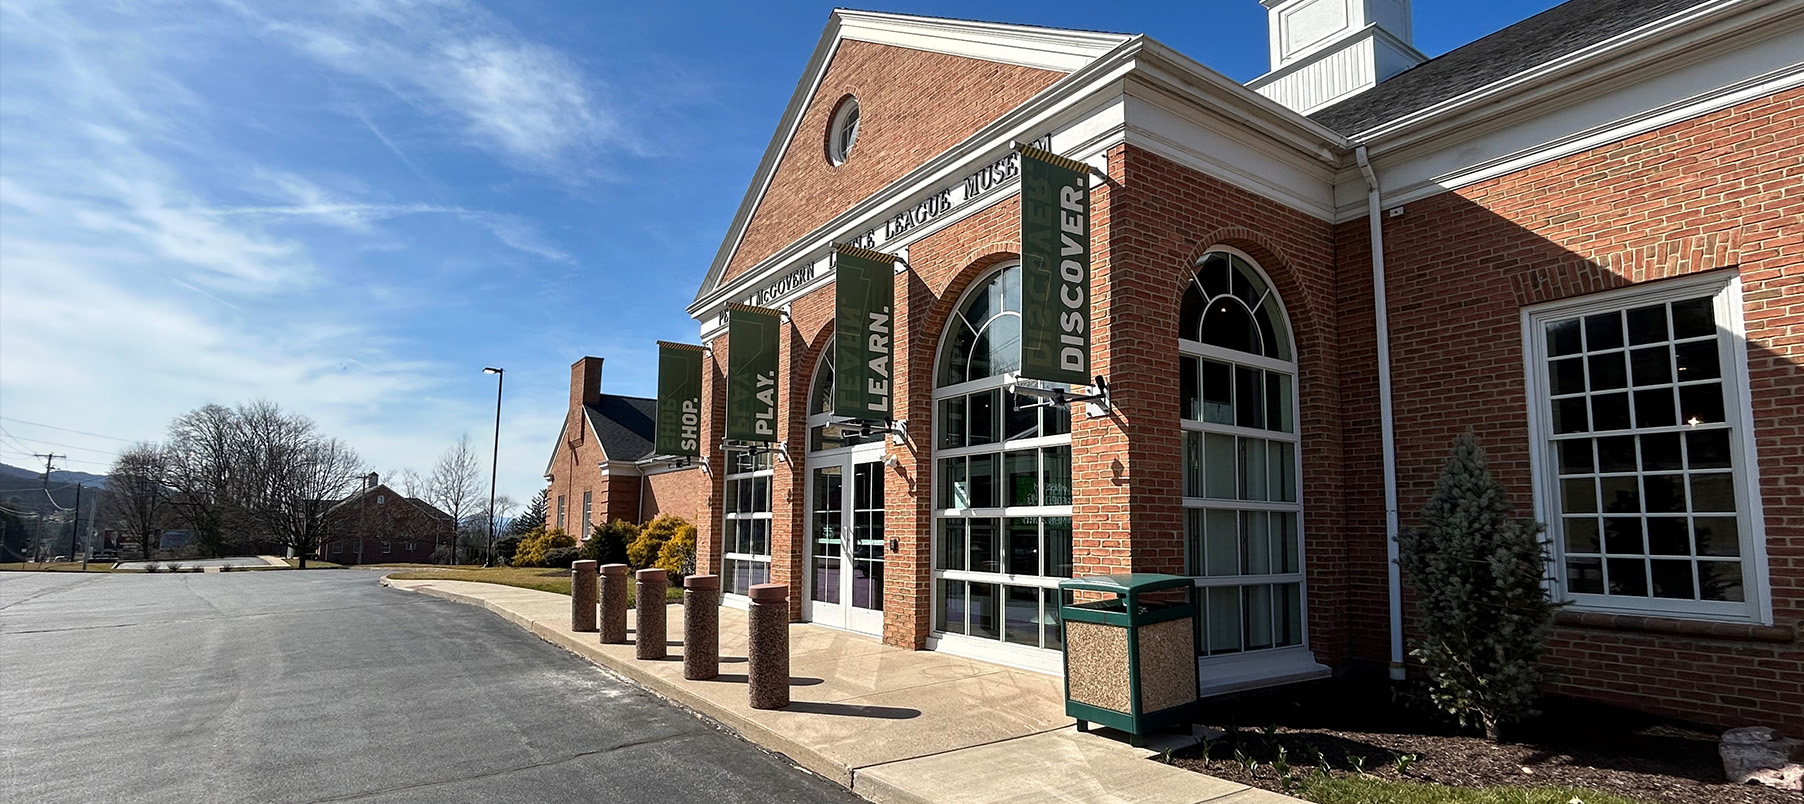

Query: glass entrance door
left=807, top=450, right=885, bottom=635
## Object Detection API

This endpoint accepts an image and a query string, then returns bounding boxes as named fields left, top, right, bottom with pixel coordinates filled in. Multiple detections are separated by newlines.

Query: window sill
left=1553, top=609, right=1797, bottom=643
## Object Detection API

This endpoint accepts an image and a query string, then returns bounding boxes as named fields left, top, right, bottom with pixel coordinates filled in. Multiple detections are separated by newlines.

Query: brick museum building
left=542, top=357, right=704, bottom=535
left=664, top=0, right=1801, bottom=732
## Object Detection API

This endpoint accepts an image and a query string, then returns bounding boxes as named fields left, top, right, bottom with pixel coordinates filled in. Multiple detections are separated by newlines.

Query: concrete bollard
left=570, top=560, right=598, bottom=633
left=599, top=564, right=629, bottom=644
left=683, top=574, right=721, bottom=680
left=635, top=568, right=669, bottom=660
left=747, top=583, right=790, bottom=709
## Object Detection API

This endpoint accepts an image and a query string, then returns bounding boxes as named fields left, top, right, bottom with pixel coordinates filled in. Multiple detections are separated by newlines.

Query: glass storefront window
left=932, top=264, right=1073, bottom=653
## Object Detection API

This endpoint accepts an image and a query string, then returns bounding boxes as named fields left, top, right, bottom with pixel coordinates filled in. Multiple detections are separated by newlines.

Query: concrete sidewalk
left=382, top=577, right=1299, bottom=804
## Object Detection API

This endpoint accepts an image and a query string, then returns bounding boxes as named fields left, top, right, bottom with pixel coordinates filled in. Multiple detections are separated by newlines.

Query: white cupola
left=1246, top=0, right=1426, bottom=115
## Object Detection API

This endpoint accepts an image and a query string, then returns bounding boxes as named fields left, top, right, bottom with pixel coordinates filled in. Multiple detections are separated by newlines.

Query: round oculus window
left=827, top=96, right=860, bottom=166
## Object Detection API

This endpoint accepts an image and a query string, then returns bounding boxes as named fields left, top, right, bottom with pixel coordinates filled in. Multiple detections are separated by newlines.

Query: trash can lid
left=1058, top=573, right=1193, bottom=595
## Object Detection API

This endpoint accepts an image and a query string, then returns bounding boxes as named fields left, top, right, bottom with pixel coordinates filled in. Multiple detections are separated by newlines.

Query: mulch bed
left=1166, top=679, right=1798, bottom=804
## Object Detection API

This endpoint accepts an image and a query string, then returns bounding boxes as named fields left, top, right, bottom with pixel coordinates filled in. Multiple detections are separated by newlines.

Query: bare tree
left=425, top=434, right=482, bottom=563
left=247, top=432, right=365, bottom=569
left=390, top=468, right=425, bottom=498
left=163, top=404, right=245, bottom=557
left=105, top=443, right=170, bottom=559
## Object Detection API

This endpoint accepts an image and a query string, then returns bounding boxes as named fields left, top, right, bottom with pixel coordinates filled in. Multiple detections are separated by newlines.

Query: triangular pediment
left=693, top=11, right=1128, bottom=304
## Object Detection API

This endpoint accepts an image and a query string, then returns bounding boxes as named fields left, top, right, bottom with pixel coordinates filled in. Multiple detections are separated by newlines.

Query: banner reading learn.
left=1019, top=145, right=1092, bottom=387
left=833, top=244, right=895, bottom=422
left=725, top=303, right=781, bottom=443
left=655, top=342, right=704, bottom=457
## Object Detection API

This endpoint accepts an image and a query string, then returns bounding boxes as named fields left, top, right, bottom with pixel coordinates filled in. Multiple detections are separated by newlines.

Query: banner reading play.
left=655, top=342, right=705, bottom=457
left=1018, top=144, right=1092, bottom=386
left=725, top=303, right=781, bottom=443
left=833, top=244, right=895, bottom=422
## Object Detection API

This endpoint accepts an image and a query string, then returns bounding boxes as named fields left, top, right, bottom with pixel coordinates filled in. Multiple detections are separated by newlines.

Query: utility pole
left=70, top=483, right=84, bottom=569
left=33, top=453, right=64, bottom=564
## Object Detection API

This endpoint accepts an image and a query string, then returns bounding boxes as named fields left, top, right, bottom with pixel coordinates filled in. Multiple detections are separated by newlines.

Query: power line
left=0, top=429, right=122, bottom=457
left=0, top=449, right=110, bottom=467
left=0, top=417, right=138, bottom=443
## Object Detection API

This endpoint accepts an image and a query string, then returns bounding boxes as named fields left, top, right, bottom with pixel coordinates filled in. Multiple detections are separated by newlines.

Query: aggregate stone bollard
left=683, top=574, right=721, bottom=680
left=747, top=583, right=790, bottom=709
left=635, top=568, right=669, bottom=660
left=599, top=564, right=629, bottom=644
left=570, top=560, right=598, bottom=633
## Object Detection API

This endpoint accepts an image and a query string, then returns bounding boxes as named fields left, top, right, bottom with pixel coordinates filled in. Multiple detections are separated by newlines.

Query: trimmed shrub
left=1398, top=434, right=1556, bottom=741
left=627, top=514, right=689, bottom=570
left=580, top=519, right=636, bottom=566
left=511, top=527, right=575, bottom=568
left=654, top=518, right=698, bottom=580
left=543, top=546, right=580, bottom=569
left=494, top=536, right=521, bottom=566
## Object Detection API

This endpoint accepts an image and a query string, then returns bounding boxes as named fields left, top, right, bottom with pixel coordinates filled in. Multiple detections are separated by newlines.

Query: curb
left=380, top=578, right=855, bottom=789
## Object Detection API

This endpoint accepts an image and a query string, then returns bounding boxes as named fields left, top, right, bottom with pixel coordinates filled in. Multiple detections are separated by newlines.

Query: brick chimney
left=570, top=356, right=604, bottom=409
left=1246, top=0, right=1426, bottom=115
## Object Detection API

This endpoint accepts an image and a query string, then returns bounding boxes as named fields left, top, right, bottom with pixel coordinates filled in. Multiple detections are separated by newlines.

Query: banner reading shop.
left=655, top=342, right=705, bottom=457
left=1018, top=144, right=1092, bottom=386
left=725, top=303, right=781, bottom=443
left=833, top=244, right=895, bottom=422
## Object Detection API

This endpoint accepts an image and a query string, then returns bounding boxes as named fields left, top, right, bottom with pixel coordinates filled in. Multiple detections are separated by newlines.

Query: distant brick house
left=321, top=473, right=455, bottom=565
left=542, top=357, right=704, bottom=539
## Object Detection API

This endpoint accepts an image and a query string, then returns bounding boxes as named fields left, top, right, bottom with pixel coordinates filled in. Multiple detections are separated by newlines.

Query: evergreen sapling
left=1397, top=434, right=1557, bottom=740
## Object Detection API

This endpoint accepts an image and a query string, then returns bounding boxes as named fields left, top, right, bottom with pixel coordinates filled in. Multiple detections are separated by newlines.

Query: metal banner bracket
left=1008, top=375, right=1110, bottom=417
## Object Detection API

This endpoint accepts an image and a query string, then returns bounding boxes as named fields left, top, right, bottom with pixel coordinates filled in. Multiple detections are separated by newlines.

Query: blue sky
left=0, top=0, right=1562, bottom=505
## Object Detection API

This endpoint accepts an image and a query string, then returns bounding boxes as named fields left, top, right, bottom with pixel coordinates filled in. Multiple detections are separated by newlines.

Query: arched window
left=807, top=342, right=884, bottom=452
left=932, top=264, right=1072, bottom=661
left=1179, top=249, right=1307, bottom=664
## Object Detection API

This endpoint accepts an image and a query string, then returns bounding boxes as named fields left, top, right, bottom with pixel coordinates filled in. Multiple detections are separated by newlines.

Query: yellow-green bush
left=654, top=518, right=697, bottom=578
left=511, top=527, right=575, bottom=568
left=627, top=514, right=692, bottom=571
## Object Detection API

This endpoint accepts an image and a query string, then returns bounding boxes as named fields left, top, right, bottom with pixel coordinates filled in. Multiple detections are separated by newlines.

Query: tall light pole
left=482, top=367, right=504, bottom=567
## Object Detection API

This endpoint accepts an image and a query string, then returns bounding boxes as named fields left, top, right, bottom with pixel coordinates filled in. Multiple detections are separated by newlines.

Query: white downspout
left=1357, top=146, right=1406, bottom=682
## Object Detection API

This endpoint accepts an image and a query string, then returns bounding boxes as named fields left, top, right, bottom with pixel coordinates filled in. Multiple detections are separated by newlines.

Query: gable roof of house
left=692, top=9, right=1129, bottom=304
left=1309, top=0, right=1716, bottom=136
left=327, top=483, right=453, bottom=521
left=584, top=394, right=658, bottom=462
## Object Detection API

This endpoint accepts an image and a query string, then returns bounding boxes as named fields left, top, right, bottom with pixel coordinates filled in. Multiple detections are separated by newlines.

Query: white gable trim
left=693, top=11, right=1130, bottom=304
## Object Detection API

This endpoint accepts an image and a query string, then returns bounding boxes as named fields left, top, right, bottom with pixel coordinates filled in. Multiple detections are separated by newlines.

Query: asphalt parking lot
left=0, top=571, right=864, bottom=804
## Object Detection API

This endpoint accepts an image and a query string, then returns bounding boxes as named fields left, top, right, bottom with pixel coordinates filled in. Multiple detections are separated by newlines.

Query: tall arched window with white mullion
left=932, top=263, right=1074, bottom=665
left=1180, top=248, right=1309, bottom=678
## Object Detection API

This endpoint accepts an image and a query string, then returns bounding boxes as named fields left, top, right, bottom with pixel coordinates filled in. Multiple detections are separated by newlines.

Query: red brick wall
left=545, top=409, right=607, bottom=537
left=641, top=467, right=705, bottom=524
left=1353, top=86, right=1804, bottom=732
left=719, top=40, right=1063, bottom=285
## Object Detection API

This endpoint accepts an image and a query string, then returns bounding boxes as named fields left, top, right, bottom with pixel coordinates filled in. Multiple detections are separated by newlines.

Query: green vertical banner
left=1019, top=145, right=1092, bottom=386
left=833, top=244, right=895, bottom=421
left=655, top=342, right=705, bottom=457
left=725, top=303, right=781, bottom=443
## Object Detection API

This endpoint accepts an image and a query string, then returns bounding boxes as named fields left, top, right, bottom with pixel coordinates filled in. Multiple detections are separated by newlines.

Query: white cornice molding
left=1353, top=0, right=1801, bottom=151
left=835, top=10, right=1128, bottom=72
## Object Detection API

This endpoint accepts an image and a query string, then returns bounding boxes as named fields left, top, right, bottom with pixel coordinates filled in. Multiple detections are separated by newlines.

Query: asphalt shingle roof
left=1309, top=0, right=1714, bottom=135
left=584, top=394, right=658, bottom=462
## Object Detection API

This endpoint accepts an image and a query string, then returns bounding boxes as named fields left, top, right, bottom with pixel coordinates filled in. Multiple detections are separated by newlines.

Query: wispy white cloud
left=0, top=0, right=570, bottom=492
left=234, top=0, right=629, bottom=179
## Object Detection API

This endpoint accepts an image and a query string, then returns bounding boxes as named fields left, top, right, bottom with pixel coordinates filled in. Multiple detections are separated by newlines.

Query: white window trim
left=1521, top=271, right=1772, bottom=624
left=721, top=451, right=775, bottom=599
left=929, top=261, right=1074, bottom=655
left=1180, top=247, right=1323, bottom=687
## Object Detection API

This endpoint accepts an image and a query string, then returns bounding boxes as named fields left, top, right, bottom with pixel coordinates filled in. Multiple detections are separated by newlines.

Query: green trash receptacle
left=1059, top=574, right=1198, bottom=743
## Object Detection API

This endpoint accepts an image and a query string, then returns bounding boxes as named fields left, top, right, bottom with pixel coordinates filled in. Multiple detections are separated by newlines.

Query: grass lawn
left=284, top=559, right=345, bottom=569
left=385, top=566, right=684, bottom=606
left=1300, top=776, right=1651, bottom=804
left=0, top=561, right=130, bottom=573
